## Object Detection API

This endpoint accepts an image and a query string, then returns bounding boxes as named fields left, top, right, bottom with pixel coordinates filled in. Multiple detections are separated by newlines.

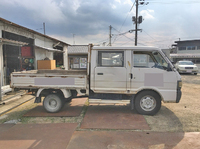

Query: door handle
left=130, top=73, right=133, bottom=79
left=97, top=73, right=103, bottom=75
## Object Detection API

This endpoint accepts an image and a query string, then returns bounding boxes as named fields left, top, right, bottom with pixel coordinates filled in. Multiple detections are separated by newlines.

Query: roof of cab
left=92, top=46, right=161, bottom=51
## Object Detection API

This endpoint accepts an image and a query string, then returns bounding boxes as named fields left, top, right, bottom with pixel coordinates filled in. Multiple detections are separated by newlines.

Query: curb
left=0, top=96, right=35, bottom=116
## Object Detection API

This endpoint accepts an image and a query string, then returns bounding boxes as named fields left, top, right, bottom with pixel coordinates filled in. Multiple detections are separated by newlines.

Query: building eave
left=0, top=17, right=70, bottom=46
left=0, top=38, right=28, bottom=46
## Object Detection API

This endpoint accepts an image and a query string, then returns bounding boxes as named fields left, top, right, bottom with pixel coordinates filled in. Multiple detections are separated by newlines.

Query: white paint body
left=90, top=46, right=181, bottom=103
left=10, top=46, right=181, bottom=103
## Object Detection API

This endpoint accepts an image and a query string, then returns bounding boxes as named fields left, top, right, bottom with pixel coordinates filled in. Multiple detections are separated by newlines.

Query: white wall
left=34, top=48, right=53, bottom=69
left=63, top=45, right=68, bottom=70
left=35, top=34, right=54, bottom=48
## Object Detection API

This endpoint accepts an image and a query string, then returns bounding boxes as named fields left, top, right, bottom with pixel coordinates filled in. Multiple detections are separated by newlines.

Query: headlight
left=179, top=66, right=184, bottom=70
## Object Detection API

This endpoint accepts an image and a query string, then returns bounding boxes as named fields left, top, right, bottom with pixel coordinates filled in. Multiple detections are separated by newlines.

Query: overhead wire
left=142, top=30, right=157, bottom=41
left=147, top=0, right=200, bottom=4
left=112, top=1, right=136, bottom=44
left=112, top=26, right=135, bottom=42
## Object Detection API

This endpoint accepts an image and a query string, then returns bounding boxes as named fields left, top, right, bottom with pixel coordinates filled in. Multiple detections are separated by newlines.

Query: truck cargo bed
left=10, top=70, right=87, bottom=89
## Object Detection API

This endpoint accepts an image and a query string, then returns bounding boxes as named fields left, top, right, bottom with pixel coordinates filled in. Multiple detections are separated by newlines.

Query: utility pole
left=73, top=34, right=75, bottom=45
left=43, top=22, right=46, bottom=35
left=133, top=0, right=148, bottom=46
left=135, top=0, right=139, bottom=46
left=109, top=25, right=112, bottom=46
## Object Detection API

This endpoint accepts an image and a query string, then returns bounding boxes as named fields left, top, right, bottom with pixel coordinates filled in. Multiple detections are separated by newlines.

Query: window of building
left=179, top=47, right=186, bottom=50
left=98, top=51, right=124, bottom=67
left=197, top=46, right=200, bottom=50
left=187, top=46, right=196, bottom=50
left=69, top=56, right=87, bottom=69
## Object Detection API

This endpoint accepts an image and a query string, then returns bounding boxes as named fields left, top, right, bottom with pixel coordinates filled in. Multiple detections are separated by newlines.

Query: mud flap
left=34, top=96, right=41, bottom=103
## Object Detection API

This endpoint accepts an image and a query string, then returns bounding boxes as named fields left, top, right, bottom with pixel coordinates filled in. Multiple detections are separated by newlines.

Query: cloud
left=1, top=0, right=66, bottom=24
left=123, top=0, right=133, bottom=6
left=1, top=0, right=200, bottom=48
left=140, top=9, right=154, bottom=19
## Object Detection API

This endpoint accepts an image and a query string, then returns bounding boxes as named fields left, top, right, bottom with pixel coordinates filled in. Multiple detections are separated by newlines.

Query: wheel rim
left=140, top=95, right=156, bottom=111
left=49, top=99, right=57, bottom=108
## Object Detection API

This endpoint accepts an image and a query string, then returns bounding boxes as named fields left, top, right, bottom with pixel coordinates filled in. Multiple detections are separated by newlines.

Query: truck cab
left=89, top=46, right=182, bottom=115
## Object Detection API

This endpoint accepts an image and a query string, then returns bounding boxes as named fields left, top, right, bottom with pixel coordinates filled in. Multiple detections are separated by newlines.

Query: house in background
left=68, top=45, right=88, bottom=70
left=170, top=39, right=200, bottom=63
left=0, top=17, right=69, bottom=94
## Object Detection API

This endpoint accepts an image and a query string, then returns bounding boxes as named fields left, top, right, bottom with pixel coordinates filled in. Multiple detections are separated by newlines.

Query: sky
left=0, top=0, right=200, bottom=48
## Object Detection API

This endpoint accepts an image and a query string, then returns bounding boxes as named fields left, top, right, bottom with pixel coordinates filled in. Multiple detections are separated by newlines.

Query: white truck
left=10, top=45, right=182, bottom=115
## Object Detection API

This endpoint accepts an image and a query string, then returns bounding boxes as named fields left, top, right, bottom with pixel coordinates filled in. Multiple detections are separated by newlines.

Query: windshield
left=179, top=61, right=194, bottom=65
left=152, top=51, right=168, bottom=69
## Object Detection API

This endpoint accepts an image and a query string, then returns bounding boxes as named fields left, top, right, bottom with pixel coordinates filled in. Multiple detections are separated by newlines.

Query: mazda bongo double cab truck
left=10, top=45, right=182, bottom=115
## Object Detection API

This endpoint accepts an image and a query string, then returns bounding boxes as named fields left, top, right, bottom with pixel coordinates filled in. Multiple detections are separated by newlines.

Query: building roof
left=175, top=39, right=200, bottom=43
left=68, top=45, right=88, bottom=54
left=0, top=17, right=70, bottom=46
left=170, top=53, right=200, bottom=58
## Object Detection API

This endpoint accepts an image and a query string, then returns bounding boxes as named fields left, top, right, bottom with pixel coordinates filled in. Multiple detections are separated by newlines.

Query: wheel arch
left=35, top=88, right=71, bottom=103
left=135, top=88, right=163, bottom=102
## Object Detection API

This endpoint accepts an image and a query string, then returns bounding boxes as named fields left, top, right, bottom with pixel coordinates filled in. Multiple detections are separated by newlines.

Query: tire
left=194, top=73, right=197, bottom=75
left=43, top=94, right=64, bottom=113
left=64, top=97, right=72, bottom=103
left=135, top=91, right=161, bottom=115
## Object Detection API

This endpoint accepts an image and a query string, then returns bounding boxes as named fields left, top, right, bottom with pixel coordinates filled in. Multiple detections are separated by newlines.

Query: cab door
left=94, top=50, right=127, bottom=93
left=130, top=51, right=178, bottom=102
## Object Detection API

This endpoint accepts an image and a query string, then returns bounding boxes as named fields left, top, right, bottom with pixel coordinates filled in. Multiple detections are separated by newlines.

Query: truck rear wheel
left=135, top=91, right=161, bottom=115
left=43, top=94, right=64, bottom=113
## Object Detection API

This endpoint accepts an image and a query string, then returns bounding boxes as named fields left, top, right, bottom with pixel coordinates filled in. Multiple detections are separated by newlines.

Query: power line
left=142, top=30, right=157, bottom=41
left=96, top=38, right=109, bottom=44
left=147, top=0, right=200, bottom=4
left=112, top=27, right=135, bottom=43
left=112, top=1, right=136, bottom=44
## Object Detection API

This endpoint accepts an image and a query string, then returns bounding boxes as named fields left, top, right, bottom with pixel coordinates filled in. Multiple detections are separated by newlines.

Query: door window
left=133, top=53, right=154, bottom=68
left=133, top=51, right=168, bottom=70
left=98, top=51, right=124, bottom=67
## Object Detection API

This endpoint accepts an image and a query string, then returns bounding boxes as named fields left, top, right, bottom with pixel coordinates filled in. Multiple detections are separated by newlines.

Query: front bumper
left=176, top=88, right=182, bottom=103
left=179, top=69, right=198, bottom=74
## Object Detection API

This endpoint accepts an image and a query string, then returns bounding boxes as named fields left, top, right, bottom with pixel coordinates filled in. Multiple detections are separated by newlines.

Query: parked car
left=175, top=61, right=198, bottom=75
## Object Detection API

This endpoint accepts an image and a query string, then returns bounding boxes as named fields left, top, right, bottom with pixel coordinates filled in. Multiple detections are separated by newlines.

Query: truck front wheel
left=43, top=94, right=64, bottom=113
left=135, top=91, right=161, bottom=115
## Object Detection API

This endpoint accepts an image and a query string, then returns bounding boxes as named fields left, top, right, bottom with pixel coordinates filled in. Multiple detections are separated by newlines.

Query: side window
left=133, top=51, right=169, bottom=70
left=133, top=53, right=154, bottom=68
left=98, top=51, right=124, bottom=67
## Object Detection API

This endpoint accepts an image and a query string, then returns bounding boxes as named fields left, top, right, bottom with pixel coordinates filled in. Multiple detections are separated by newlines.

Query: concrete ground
left=0, top=74, right=200, bottom=149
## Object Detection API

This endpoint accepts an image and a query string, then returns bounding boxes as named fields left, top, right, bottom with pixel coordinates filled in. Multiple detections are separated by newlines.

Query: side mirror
left=167, top=63, right=172, bottom=71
